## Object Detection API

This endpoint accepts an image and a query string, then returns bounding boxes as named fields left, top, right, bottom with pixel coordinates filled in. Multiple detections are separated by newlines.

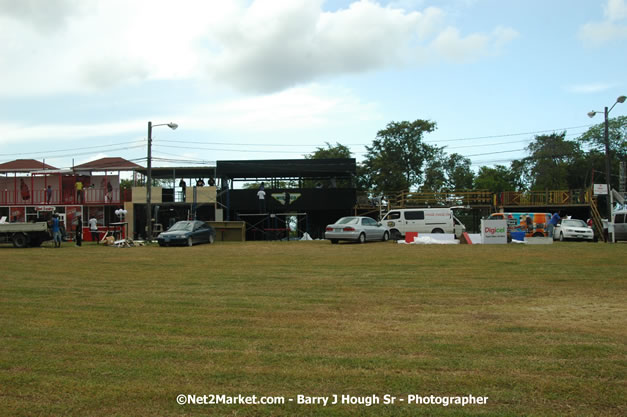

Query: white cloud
left=0, top=0, right=82, bottom=33
left=0, top=85, right=379, bottom=146
left=0, top=0, right=518, bottom=96
left=179, top=84, right=381, bottom=133
left=565, top=83, right=616, bottom=94
left=580, top=0, right=627, bottom=45
left=605, top=0, right=627, bottom=20
left=431, top=25, right=518, bottom=63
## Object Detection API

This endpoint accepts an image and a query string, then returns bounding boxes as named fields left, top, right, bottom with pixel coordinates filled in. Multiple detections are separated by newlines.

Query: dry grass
left=0, top=240, right=625, bottom=417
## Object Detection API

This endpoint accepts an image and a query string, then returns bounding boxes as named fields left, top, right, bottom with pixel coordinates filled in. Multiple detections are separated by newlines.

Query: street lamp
left=588, top=95, right=626, bottom=239
left=146, top=121, right=178, bottom=241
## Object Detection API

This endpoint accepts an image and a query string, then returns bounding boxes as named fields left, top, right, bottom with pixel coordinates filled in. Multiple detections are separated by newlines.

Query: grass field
left=1, top=240, right=625, bottom=417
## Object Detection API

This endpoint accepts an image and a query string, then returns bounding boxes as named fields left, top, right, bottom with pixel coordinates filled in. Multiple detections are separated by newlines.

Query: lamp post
left=588, top=95, right=626, bottom=239
left=146, top=121, right=178, bottom=241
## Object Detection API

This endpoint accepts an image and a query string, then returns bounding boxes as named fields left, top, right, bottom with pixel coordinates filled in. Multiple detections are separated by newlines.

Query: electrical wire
left=0, top=140, right=145, bottom=157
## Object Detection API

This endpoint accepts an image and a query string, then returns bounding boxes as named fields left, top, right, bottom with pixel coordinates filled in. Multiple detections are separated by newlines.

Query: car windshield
left=336, top=217, right=358, bottom=225
left=562, top=219, right=586, bottom=227
left=168, top=222, right=194, bottom=232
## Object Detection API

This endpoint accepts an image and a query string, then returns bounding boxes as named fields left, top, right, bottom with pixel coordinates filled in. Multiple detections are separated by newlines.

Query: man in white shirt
left=257, top=188, right=266, bottom=213
left=89, top=216, right=99, bottom=244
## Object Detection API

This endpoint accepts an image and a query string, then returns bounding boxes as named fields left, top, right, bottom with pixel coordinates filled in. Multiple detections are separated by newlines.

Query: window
left=362, top=218, right=377, bottom=226
left=405, top=210, right=424, bottom=220
left=386, top=211, right=401, bottom=220
left=615, top=213, right=625, bottom=224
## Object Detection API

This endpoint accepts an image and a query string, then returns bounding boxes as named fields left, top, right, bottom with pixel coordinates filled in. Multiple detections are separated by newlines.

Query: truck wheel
left=12, top=233, right=28, bottom=248
left=390, top=229, right=402, bottom=240
left=431, top=228, right=444, bottom=234
left=532, top=232, right=545, bottom=237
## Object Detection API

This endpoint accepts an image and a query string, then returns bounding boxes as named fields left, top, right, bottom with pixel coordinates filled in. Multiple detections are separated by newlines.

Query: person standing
left=75, top=214, right=83, bottom=247
left=179, top=179, right=187, bottom=202
left=257, top=186, right=266, bottom=213
left=89, top=215, right=99, bottom=244
left=547, top=211, right=561, bottom=238
left=75, top=179, right=84, bottom=204
left=20, top=178, right=30, bottom=202
left=105, top=181, right=113, bottom=203
left=46, top=185, right=53, bottom=204
left=52, top=214, right=62, bottom=248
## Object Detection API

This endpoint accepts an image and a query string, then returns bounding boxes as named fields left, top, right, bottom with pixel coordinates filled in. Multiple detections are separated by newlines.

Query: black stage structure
left=216, top=159, right=357, bottom=240
left=133, top=166, right=217, bottom=239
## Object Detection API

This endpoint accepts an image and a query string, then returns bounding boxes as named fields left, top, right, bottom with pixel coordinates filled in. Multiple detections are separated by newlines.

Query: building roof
left=0, top=159, right=57, bottom=173
left=216, top=158, right=356, bottom=180
left=73, top=157, right=143, bottom=171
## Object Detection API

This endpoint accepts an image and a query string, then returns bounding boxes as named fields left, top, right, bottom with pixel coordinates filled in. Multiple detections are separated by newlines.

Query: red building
left=0, top=157, right=140, bottom=240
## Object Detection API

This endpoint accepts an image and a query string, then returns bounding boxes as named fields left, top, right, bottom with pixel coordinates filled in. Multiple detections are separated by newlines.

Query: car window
left=405, top=210, right=424, bottom=220
left=562, top=219, right=586, bottom=227
left=362, top=218, right=376, bottom=226
left=386, top=211, right=401, bottom=220
left=615, top=213, right=625, bottom=224
left=169, top=221, right=193, bottom=231
left=337, top=217, right=358, bottom=224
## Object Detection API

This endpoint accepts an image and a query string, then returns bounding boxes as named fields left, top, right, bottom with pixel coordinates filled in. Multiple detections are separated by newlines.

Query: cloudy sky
left=0, top=0, right=626, bottom=171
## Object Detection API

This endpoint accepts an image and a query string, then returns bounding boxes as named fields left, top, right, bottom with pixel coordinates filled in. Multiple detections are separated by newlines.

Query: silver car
left=553, top=219, right=594, bottom=241
left=325, top=216, right=390, bottom=244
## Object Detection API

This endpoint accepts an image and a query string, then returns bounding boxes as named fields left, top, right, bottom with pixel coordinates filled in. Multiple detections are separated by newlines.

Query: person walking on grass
left=52, top=214, right=62, bottom=248
left=75, top=214, right=82, bottom=247
left=89, top=215, right=99, bottom=244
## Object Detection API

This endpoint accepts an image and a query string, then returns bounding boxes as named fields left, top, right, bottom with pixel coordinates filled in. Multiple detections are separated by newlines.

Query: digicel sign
left=481, top=219, right=508, bottom=244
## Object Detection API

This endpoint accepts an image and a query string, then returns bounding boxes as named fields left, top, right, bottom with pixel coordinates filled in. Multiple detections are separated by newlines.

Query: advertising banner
left=10, top=207, right=25, bottom=222
left=481, top=219, right=507, bottom=244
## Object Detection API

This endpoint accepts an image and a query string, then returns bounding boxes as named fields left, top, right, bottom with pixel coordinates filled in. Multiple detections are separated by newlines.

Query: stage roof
left=216, top=159, right=356, bottom=179
left=135, top=166, right=216, bottom=179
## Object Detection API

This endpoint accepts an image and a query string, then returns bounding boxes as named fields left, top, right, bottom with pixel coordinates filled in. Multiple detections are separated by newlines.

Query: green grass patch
left=0, top=241, right=625, bottom=416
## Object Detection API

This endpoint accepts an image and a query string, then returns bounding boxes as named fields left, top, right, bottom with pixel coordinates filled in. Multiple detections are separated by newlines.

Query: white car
left=553, top=219, right=594, bottom=241
left=325, top=216, right=390, bottom=244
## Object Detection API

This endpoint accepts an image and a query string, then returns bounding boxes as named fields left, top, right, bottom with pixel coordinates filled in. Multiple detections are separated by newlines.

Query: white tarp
left=398, top=234, right=459, bottom=244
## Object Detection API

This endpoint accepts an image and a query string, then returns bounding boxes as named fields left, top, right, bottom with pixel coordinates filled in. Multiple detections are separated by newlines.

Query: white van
left=613, top=209, right=627, bottom=241
left=380, top=208, right=466, bottom=240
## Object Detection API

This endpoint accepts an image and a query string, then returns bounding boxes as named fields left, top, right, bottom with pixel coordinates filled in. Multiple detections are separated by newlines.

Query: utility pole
left=146, top=121, right=153, bottom=241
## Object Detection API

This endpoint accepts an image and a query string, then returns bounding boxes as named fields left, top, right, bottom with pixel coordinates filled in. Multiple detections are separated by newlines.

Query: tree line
left=308, top=116, right=627, bottom=195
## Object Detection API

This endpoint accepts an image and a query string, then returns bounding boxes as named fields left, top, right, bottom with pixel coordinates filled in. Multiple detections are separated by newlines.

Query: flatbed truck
left=0, top=222, right=52, bottom=248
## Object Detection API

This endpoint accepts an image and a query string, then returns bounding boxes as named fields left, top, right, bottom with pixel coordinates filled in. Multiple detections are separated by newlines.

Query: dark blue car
left=157, top=220, right=216, bottom=247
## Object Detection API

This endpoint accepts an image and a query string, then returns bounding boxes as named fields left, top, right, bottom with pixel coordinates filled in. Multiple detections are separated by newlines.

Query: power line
left=0, top=140, right=145, bottom=157
left=424, top=124, right=593, bottom=143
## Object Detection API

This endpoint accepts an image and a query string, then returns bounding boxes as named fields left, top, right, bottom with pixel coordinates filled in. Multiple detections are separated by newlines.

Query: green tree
left=444, top=153, right=475, bottom=190
left=363, top=119, right=437, bottom=193
left=422, top=150, right=474, bottom=192
left=523, top=132, right=583, bottom=190
left=474, top=165, right=519, bottom=193
left=421, top=146, right=447, bottom=192
left=305, top=142, right=352, bottom=159
left=576, top=116, right=627, bottom=189
left=577, top=115, right=627, bottom=155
